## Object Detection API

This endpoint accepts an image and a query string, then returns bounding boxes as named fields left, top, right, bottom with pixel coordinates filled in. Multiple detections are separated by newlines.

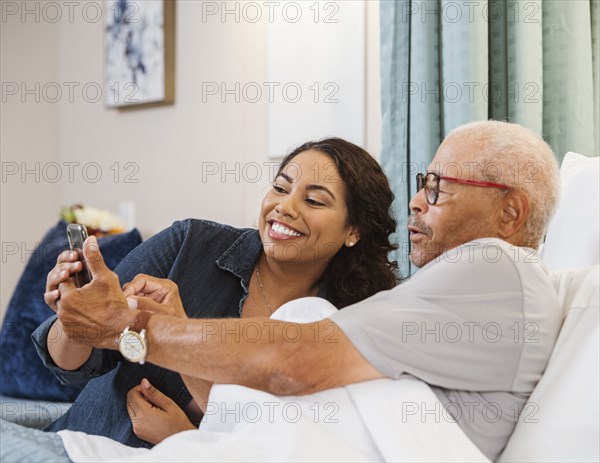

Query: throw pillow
left=0, top=220, right=142, bottom=401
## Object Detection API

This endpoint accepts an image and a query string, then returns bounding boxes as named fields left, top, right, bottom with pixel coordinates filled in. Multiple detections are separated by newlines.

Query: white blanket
left=59, top=298, right=489, bottom=462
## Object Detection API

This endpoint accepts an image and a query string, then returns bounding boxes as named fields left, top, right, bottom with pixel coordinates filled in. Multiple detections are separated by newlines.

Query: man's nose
left=409, top=188, right=429, bottom=214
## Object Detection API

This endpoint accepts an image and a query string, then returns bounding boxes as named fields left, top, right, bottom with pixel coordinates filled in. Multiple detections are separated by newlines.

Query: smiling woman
left=262, top=139, right=400, bottom=308
left=31, top=137, right=401, bottom=449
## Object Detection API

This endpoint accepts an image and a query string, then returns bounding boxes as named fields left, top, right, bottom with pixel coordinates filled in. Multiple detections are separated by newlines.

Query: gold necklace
left=255, top=264, right=274, bottom=313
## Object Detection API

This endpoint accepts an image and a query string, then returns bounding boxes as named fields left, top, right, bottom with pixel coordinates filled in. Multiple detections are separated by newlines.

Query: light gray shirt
left=329, top=239, right=562, bottom=461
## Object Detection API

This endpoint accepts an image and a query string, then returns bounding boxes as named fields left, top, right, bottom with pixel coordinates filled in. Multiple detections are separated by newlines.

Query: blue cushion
left=0, top=220, right=142, bottom=401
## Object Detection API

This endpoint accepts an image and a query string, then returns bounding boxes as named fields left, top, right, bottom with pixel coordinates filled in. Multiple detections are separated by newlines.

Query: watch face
left=119, top=331, right=146, bottom=363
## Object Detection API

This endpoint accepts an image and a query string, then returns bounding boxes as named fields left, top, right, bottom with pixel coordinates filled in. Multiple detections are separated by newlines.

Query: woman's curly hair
left=277, top=138, right=400, bottom=308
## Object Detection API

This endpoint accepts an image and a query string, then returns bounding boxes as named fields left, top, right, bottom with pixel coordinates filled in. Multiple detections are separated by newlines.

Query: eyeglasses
left=416, top=172, right=512, bottom=205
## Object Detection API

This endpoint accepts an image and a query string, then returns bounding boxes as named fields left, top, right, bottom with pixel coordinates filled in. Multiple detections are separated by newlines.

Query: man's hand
left=56, top=236, right=133, bottom=349
left=123, top=275, right=187, bottom=318
left=127, top=378, right=196, bottom=445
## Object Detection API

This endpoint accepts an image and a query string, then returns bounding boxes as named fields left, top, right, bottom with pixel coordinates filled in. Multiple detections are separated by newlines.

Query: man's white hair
left=447, top=120, right=560, bottom=248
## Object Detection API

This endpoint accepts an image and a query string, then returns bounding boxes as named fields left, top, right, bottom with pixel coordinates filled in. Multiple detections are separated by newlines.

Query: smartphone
left=66, top=224, right=93, bottom=287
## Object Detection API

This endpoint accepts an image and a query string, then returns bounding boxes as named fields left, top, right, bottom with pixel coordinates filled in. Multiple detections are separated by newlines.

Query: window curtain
left=380, top=0, right=599, bottom=276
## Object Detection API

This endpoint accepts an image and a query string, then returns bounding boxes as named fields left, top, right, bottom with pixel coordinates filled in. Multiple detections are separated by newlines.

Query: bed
left=1, top=152, right=598, bottom=462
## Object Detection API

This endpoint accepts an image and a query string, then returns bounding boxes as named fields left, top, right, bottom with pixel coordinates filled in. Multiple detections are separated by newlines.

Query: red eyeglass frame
left=416, top=172, right=512, bottom=205
left=441, top=175, right=512, bottom=190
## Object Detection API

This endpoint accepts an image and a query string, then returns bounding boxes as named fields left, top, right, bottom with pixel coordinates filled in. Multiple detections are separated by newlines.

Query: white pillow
left=270, top=296, right=337, bottom=322
left=498, top=265, right=600, bottom=462
left=542, top=152, right=600, bottom=271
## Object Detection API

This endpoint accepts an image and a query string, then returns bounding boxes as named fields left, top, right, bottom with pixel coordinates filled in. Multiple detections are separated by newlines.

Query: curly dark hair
left=276, top=138, right=400, bottom=308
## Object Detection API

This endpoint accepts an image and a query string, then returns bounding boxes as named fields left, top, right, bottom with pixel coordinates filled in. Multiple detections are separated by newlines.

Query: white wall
left=0, top=0, right=381, bottom=322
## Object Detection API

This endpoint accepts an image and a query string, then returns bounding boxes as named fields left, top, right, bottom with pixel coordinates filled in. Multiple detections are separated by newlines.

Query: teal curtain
left=381, top=0, right=600, bottom=276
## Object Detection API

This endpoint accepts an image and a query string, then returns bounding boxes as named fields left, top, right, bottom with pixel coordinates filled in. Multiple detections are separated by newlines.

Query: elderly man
left=1, top=121, right=563, bottom=462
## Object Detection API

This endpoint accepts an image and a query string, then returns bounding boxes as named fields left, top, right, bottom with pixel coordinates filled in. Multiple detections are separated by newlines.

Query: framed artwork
left=104, top=0, right=175, bottom=108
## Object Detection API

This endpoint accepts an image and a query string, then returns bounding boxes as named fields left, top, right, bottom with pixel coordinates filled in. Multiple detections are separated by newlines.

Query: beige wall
left=1, top=6, right=61, bottom=321
left=0, top=0, right=381, bottom=322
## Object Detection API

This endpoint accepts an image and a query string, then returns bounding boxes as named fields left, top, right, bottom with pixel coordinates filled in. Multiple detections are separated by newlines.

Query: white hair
left=447, top=120, right=560, bottom=248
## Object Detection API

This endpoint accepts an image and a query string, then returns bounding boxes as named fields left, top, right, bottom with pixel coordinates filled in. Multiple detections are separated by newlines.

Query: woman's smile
left=258, top=149, right=354, bottom=265
left=267, top=219, right=305, bottom=240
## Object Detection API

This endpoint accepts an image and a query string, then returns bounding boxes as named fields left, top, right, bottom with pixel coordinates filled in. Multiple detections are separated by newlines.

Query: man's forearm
left=142, top=314, right=382, bottom=396
left=145, top=315, right=292, bottom=393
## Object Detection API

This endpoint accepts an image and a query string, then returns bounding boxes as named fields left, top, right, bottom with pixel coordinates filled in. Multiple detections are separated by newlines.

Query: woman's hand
left=123, top=275, right=187, bottom=318
left=127, top=378, right=196, bottom=445
left=44, top=250, right=83, bottom=312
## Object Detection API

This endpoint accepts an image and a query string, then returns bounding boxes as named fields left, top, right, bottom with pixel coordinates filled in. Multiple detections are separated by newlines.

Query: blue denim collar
left=215, top=228, right=263, bottom=294
left=216, top=228, right=329, bottom=309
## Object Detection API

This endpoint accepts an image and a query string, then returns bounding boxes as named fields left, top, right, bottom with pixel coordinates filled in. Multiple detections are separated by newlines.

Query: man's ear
left=345, top=226, right=361, bottom=247
left=497, top=191, right=530, bottom=240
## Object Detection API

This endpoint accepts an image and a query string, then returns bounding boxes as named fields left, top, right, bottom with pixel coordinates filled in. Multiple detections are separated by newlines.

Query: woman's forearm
left=47, top=319, right=93, bottom=371
left=181, top=375, right=213, bottom=413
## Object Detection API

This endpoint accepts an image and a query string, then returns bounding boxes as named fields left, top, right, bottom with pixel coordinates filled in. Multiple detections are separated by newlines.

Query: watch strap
left=130, top=310, right=153, bottom=333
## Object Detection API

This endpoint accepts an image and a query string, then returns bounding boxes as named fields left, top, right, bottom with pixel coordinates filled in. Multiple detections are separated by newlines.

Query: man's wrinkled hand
left=56, top=236, right=132, bottom=349
left=127, top=378, right=196, bottom=445
left=123, top=274, right=187, bottom=318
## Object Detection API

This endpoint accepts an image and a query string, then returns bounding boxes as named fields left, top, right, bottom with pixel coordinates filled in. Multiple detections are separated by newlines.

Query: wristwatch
left=118, top=310, right=152, bottom=364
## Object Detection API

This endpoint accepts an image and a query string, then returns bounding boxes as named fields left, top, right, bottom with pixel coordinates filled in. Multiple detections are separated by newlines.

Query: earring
left=348, top=241, right=355, bottom=247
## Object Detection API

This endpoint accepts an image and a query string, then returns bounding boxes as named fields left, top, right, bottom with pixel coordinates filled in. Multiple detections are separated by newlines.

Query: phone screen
left=66, top=224, right=93, bottom=287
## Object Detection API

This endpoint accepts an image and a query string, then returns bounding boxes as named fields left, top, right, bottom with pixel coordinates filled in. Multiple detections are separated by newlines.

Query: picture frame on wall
left=104, top=0, right=175, bottom=108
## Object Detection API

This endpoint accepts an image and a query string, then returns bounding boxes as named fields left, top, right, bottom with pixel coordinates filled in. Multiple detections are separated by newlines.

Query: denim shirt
left=32, top=219, right=269, bottom=447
